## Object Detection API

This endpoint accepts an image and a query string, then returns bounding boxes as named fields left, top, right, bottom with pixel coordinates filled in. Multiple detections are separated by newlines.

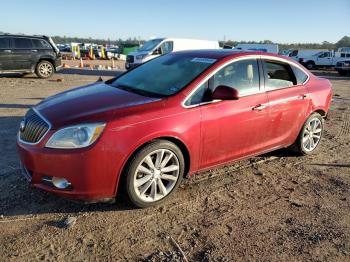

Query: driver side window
left=160, top=41, right=173, bottom=54
left=319, top=52, right=330, bottom=58
left=213, top=59, right=260, bottom=96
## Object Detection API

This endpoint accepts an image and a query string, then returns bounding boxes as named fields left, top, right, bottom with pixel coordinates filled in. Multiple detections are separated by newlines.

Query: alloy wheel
left=302, top=118, right=322, bottom=152
left=39, top=62, right=53, bottom=77
left=133, top=149, right=180, bottom=202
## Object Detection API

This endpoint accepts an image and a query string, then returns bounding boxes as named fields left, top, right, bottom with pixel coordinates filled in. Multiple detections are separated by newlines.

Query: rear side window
left=264, top=61, right=296, bottom=90
left=0, top=37, right=10, bottom=49
left=13, top=38, right=33, bottom=49
left=291, top=65, right=308, bottom=84
left=32, top=39, right=51, bottom=49
left=213, top=59, right=260, bottom=96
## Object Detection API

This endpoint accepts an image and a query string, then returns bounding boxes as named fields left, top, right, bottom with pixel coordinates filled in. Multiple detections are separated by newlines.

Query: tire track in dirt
left=335, top=106, right=350, bottom=138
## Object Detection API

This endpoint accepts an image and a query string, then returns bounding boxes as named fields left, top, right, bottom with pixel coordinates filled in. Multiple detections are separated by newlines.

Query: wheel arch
left=114, top=136, right=191, bottom=196
left=36, top=57, right=56, bottom=70
left=314, top=109, right=327, bottom=118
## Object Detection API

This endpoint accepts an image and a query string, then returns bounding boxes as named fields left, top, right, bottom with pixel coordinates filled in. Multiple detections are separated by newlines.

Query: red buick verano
left=17, top=50, right=332, bottom=207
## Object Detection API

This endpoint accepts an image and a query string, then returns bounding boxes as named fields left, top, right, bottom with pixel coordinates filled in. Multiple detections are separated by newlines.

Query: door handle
left=3, top=49, right=12, bottom=53
left=31, top=49, right=38, bottom=52
left=252, top=104, right=267, bottom=111
left=299, top=94, right=308, bottom=99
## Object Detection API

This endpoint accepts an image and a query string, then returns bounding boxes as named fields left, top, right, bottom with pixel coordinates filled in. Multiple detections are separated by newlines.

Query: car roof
left=0, top=34, right=48, bottom=39
left=172, top=49, right=284, bottom=60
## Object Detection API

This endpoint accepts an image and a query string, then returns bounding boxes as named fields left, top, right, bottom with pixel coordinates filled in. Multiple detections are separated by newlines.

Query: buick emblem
left=20, top=120, right=26, bottom=132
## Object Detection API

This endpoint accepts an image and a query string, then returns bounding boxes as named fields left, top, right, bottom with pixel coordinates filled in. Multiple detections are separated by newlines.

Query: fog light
left=51, top=177, right=71, bottom=189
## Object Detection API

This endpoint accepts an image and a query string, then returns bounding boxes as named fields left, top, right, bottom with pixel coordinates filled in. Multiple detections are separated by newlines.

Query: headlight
left=46, top=123, right=106, bottom=149
left=136, top=54, right=147, bottom=60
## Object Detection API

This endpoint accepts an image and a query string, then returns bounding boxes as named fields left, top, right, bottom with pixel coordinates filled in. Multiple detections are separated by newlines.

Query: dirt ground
left=0, top=69, right=349, bottom=261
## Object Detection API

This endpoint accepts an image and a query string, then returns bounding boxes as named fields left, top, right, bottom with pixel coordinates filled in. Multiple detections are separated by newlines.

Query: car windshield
left=111, top=54, right=217, bottom=97
left=138, top=39, right=163, bottom=52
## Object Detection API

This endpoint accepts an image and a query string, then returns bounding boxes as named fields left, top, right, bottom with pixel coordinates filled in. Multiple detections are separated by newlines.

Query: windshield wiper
left=115, top=84, right=164, bottom=98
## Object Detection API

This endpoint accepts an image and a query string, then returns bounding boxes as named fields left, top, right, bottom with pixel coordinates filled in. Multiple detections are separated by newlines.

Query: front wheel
left=35, top=60, right=54, bottom=78
left=291, top=113, right=324, bottom=155
left=305, top=61, right=315, bottom=70
left=125, top=140, right=185, bottom=208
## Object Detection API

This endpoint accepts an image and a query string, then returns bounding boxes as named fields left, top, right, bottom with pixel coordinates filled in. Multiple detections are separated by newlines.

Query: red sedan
left=17, top=50, right=332, bottom=207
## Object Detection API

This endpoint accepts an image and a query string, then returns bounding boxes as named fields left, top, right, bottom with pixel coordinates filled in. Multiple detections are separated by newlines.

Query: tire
left=305, top=61, right=315, bottom=70
left=291, top=113, right=324, bottom=155
left=125, top=140, right=185, bottom=208
left=35, top=60, right=54, bottom=78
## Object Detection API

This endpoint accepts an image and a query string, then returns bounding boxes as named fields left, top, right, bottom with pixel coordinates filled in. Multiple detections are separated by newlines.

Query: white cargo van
left=125, top=38, right=220, bottom=69
left=233, top=43, right=279, bottom=53
left=288, top=49, right=328, bottom=62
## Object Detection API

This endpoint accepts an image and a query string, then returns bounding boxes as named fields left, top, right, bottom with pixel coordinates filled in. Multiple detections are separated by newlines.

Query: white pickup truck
left=300, top=50, right=350, bottom=69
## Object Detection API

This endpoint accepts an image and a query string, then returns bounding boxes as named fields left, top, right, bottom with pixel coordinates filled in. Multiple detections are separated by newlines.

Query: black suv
left=0, top=34, right=61, bottom=78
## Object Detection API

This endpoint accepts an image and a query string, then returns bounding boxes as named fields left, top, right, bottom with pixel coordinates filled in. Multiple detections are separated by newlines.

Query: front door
left=199, top=58, right=270, bottom=169
left=316, top=51, right=333, bottom=66
left=0, top=37, right=13, bottom=70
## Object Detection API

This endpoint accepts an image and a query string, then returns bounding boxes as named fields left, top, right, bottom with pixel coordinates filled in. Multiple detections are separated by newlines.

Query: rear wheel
left=35, top=60, right=54, bottom=78
left=125, top=140, right=185, bottom=208
left=291, top=113, right=324, bottom=155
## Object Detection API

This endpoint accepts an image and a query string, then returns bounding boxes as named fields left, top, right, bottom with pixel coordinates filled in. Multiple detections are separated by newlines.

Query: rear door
left=262, top=59, right=310, bottom=147
left=11, top=37, right=36, bottom=70
left=0, top=37, right=13, bottom=70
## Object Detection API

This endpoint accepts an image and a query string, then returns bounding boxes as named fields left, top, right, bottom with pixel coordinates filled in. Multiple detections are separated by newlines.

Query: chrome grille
left=19, top=109, right=50, bottom=144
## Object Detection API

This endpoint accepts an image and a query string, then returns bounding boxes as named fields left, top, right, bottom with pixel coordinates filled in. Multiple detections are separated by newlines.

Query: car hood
left=35, top=82, right=160, bottom=128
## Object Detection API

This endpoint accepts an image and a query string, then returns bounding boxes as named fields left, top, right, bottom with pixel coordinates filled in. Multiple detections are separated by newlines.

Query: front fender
left=105, top=107, right=202, bottom=195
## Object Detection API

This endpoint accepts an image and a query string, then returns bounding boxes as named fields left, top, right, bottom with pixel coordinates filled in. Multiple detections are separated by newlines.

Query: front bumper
left=17, top=132, right=121, bottom=202
left=54, top=57, right=62, bottom=71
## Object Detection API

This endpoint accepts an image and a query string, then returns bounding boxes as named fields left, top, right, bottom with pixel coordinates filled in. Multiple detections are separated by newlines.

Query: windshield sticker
left=191, top=58, right=217, bottom=64
left=169, top=86, right=180, bottom=92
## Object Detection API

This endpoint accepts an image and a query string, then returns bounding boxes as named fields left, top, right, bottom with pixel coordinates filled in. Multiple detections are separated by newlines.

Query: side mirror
left=212, top=85, right=239, bottom=100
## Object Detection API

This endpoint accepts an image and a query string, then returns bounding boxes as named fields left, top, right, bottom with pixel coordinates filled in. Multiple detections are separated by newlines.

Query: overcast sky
left=1, top=0, right=349, bottom=43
